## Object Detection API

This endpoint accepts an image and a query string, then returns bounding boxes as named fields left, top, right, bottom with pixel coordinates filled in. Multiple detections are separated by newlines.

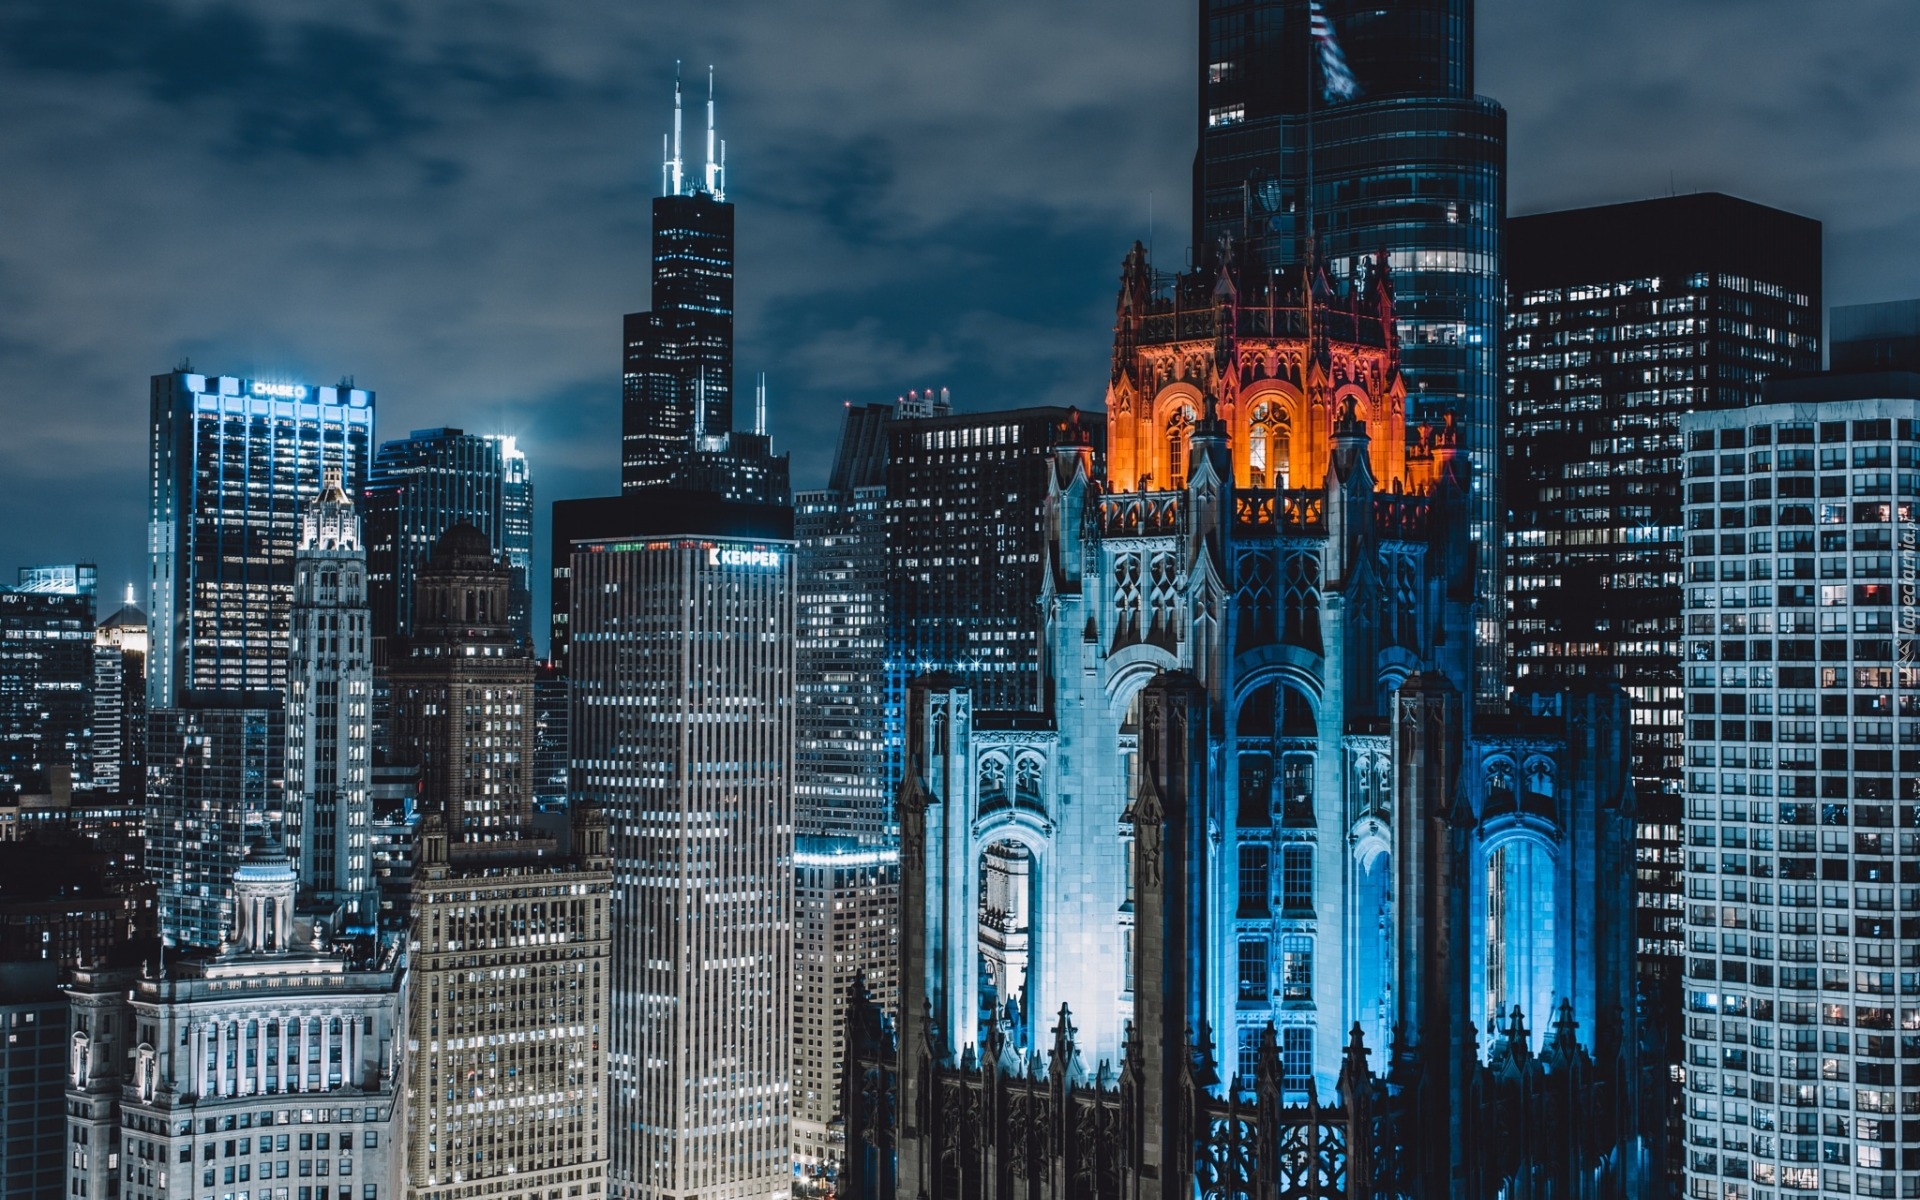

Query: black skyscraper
left=1503, top=197, right=1820, bottom=1173
left=885, top=404, right=1103, bottom=713
left=1196, top=0, right=1506, bottom=703
left=1505, top=193, right=1821, bottom=979
left=622, top=74, right=735, bottom=493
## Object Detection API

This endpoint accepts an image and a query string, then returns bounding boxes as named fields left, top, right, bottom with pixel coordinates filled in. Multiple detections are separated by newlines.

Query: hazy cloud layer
left=1, top=0, right=1915, bottom=640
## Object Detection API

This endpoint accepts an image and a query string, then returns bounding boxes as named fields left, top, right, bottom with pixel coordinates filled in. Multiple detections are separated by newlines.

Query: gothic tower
left=284, top=466, right=377, bottom=925
left=869, top=241, right=1649, bottom=1198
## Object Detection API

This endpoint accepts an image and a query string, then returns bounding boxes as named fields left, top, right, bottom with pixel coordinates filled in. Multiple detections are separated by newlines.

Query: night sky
left=3, top=0, right=1917, bottom=648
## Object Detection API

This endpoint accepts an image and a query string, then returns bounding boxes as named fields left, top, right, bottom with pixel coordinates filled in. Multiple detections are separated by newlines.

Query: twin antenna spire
left=662, top=61, right=725, bottom=201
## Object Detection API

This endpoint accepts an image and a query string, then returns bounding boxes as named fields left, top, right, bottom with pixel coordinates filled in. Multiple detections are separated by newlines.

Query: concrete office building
left=559, top=489, right=794, bottom=1200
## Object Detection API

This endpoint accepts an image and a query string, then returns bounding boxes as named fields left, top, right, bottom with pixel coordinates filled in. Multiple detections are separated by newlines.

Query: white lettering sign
left=250, top=382, right=309, bottom=400
left=707, top=547, right=781, bottom=569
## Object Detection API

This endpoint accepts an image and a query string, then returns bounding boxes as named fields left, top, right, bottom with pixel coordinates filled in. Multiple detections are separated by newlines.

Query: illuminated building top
left=148, top=368, right=374, bottom=707
left=1104, top=240, right=1461, bottom=502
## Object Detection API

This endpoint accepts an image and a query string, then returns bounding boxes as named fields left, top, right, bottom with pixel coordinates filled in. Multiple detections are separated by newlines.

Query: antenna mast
left=663, top=61, right=685, bottom=197
left=704, top=66, right=724, bottom=199
left=755, top=373, right=767, bottom=437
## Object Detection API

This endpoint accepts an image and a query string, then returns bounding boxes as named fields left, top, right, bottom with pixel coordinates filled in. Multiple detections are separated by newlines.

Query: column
left=191, top=1024, right=206, bottom=1099
left=345, top=1015, right=359, bottom=1090
left=255, top=1018, right=267, bottom=1095
left=294, top=1016, right=306, bottom=1094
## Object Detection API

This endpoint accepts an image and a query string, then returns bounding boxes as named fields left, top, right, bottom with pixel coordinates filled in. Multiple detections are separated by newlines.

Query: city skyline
left=3, top=2, right=1918, bottom=641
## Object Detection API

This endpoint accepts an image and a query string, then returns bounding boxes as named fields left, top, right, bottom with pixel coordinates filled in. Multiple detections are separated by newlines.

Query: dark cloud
left=0, top=0, right=1914, bottom=649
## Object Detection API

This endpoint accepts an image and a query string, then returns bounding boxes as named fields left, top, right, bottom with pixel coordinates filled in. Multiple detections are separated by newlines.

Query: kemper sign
left=708, top=547, right=781, bottom=569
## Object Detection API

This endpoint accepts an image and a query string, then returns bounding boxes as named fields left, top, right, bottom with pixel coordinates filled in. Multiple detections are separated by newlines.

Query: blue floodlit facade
left=850, top=245, right=1658, bottom=1198
left=147, top=370, right=374, bottom=708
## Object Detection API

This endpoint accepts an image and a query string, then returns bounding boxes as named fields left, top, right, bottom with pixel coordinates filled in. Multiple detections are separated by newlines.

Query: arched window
left=1485, top=837, right=1557, bottom=1045
left=1247, top=401, right=1291, bottom=488
left=1166, top=405, right=1196, bottom=488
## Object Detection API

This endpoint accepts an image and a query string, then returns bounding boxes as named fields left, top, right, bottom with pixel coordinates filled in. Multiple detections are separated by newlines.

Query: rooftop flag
left=1310, top=2, right=1361, bottom=103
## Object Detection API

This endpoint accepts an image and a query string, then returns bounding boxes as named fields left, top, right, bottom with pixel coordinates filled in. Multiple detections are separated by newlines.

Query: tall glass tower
left=1195, top=0, right=1506, bottom=703
left=622, top=70, right=735, bottom=493
left=363, top=426, right=533, bottom=649
left=148, top=370, right=374, bottom=707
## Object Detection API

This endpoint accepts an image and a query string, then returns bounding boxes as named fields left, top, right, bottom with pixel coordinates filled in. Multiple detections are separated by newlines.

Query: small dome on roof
left=233, top=829, right=297, bottom=885
left=430, top=522, right=496, bottom=566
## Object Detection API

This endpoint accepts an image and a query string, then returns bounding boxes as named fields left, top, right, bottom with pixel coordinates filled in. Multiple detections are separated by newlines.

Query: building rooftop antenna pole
left=755, top=373, right=767, bottom=438
left=694, top=366, right=707, bottom=443
left=666, top=60, right=684, bottom=197
left=704, top=66, right=722, bottom=199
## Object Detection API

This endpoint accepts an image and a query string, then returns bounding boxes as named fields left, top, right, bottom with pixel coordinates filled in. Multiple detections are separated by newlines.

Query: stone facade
left=851, top=244, right=1663, bottom=1197
left=403, top=806, right=612, bottom=1200
left=66, top=838, right=405, bottom=1200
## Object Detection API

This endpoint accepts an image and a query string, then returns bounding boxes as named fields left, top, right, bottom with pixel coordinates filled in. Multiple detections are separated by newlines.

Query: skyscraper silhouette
left=1195, top=0, right=1507, bottom=705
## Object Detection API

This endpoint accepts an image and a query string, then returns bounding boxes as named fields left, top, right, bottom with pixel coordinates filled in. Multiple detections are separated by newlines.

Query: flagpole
left=1304, top=0, right=1316, bottom=376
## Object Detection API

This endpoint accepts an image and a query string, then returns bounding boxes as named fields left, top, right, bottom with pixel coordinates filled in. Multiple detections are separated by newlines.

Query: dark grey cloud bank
left=1, top=0, right=1915, bottom=646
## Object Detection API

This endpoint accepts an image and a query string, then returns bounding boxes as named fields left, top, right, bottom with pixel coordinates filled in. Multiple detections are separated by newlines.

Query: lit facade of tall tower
left=1195, top=0, right=1506, bottom=706
left=883, top=404, right=1102, bottom=713
left=622, top=72, right=735, bottom=494
left=387, top=524, right=535, bottom=844
left=498, top=435, right=535, bottom=645
left=403, top=806, right=612, bottom=1200
left=148, top=370, right=374, bottom=707
left=147, top=700, right=283, bottom=948
left=1503, top=194, right=1821, bottom=1037
left=91, top=591, right=148, bottom=802
left=843, top=243, right=1655, bottom=1198
left=791, top=401, right=903, bottom=1177
left=796, top=402, right=901, bottom=844
left=0, top=579, right=95, bottom=798
left=558, top=490, right=794, bottom=1200
left=284, top=470, right=377, bottom=925
left=1678, top=375, right=1920, bottom=1200
left=364, top=427, right=534, bottom=649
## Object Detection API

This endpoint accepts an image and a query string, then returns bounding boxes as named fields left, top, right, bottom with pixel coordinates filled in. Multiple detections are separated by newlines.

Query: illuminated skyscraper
left=148, top=369, right=374, bottom=707
left=622, top=71, right=735, bottom=494
left=364, top=427, right=534, bottom=649
left=558, top=489, right=794, bottom=1200
left=1678, top=373, right=1920, bottom=1200
left=884, top=404, right=1102, bottom=713
left=1195, top=0, right=1506, bottom=704
left=284, top=470, right=377, bottom=926
left=499, top=435, right=534, bottom=644
left=387, top=524, right=535, bottom=844
left=146, top=700, right=283, bottom=948
left=0, top=572, right=95, bottom=798
left=790, top=401, right=901, bottom=1177
left=1504, top=194, right=1821, bottom=991
left=403, top=806, right=612, bottom=1200
left=91, top=591, right=148, bottom=802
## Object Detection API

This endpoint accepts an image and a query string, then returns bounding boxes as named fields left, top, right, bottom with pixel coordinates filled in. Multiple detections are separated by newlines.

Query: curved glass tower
left=1196, top=0, right=1506, bottom=703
